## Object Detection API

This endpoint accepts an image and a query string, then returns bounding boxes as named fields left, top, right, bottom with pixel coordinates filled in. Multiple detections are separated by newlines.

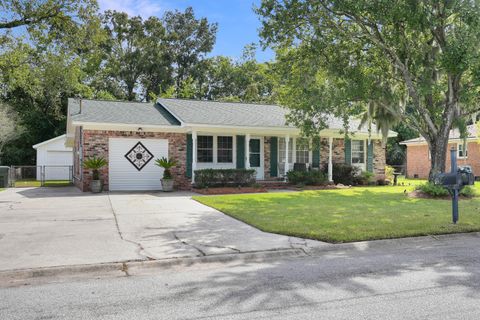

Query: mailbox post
left=450, top=148, right=459, bottom=224
left=434, top=147, right=475, bottom=224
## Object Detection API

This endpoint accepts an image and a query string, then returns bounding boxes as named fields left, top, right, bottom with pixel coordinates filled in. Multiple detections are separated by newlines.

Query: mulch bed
left=193, top=187, right=268, bottom=195
left=287, top=185, right=340, bottom=191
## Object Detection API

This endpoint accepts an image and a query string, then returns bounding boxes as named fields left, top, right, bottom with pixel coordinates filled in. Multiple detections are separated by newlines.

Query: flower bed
left=193, top=186, right=267, bottom=195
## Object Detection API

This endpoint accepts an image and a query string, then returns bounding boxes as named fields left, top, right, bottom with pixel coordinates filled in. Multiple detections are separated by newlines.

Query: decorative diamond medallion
left=124, top=142, right=153, bottom=171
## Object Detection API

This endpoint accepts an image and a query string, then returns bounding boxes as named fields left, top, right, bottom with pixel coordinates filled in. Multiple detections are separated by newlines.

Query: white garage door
left=109, top=138, right=168, bottom=191
left=45, top=151, right=73, bottom=180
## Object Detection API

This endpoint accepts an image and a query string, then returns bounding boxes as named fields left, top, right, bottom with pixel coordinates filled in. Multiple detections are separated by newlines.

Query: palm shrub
left=155, top=157, right=177, bottom=179
left=83, top=156, right=107, bottom=180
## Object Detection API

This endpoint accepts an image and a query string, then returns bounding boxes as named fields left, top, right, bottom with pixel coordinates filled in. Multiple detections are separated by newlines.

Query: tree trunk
left=427, top=132, right=450, bottom=181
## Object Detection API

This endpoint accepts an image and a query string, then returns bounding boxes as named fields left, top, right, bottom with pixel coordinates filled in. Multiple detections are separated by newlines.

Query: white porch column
left=192, top=131, right=197, bottom=183
left=284, top=135, right=290, bottom=181
left=245, top=134, right=250, bottom=169
left=328, top=137, right=333, bottom=182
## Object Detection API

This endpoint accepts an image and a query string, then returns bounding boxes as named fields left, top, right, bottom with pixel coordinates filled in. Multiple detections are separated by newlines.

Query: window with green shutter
left=367, top=141, right=374, bottom=172
left=344, top=138, right=352, bottom=165
left=236, top=135, right=245, bottom=169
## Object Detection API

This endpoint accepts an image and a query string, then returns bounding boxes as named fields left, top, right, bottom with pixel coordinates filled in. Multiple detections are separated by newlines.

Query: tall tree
left=257, top=0, right=480, bottom=180
left=101, top=11, right=149, bottom=101
left=0, top=0, right=94, bottom=29
left=0, top=103, right=22, bottom=164
left=163, top=7, right=217, bottom=95
left=0, top=1, right=105, bottom=165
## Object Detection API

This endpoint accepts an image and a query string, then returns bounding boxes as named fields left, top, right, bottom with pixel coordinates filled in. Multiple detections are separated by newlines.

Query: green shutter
left=270, top=137, right=278, bottom=177
left=345, top=138, right=352, bottom=165
left=236, top=135, right=245, bottom=169
left=312, top=137, right=320, bottom=168
left=186, top=134, right=192, bottom=178
left=367, top=140, right=374, bottom=172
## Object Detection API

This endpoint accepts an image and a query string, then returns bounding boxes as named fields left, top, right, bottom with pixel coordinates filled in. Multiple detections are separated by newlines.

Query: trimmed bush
left=194, top=169, right=256, bottom=188
left=355, top=171, right=375, bottom=185
left=324, top=163, right=359, bottom=185
left=287, top=170, right=328, bottom=186
left=417, top=182, right=449, bottom=197
left=460, top=186, right=476, bottom=198
left=417, top=182, right=476, bottom=198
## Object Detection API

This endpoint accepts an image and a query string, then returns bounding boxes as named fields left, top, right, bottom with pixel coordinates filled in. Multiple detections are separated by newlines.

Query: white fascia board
left=185, top=124, right=300, bottom=136
left=186, top=124, right=388, bottom=139
left=401, top=136, right=478, bottom=146
left=32, top=134, right=67, bottom=149
left=72, top=121, right=187, bottom=133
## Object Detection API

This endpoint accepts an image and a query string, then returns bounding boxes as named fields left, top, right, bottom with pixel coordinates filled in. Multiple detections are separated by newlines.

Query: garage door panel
left=45, top=151, right=73, bottom=180
left=109, top=138, right=168, bottom=191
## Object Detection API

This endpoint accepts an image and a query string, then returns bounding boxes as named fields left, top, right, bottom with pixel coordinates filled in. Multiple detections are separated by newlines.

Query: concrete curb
left=0, top=248, right=307, bottom=286
left=2, top=232, right=479, bottom=286
left=306, top=231, right=480, bottom=255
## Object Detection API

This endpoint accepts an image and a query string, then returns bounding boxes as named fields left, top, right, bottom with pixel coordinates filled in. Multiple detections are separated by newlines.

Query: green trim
left=344, top=138, right=352, bottom=165
left=236, top=135, right=245, bottom=169
left=367, top=140, right=374, bottom=172
left=312, top=137, right=320, bottom=168
left=270, top=137, right=278, bottom=177
left=186, top=134, right=192, bottom=178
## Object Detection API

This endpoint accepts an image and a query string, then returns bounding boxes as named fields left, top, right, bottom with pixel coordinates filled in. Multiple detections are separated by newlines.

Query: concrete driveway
left=108, top=192, right=327, bottom=259
left=0, top=187, right=327, bottom=272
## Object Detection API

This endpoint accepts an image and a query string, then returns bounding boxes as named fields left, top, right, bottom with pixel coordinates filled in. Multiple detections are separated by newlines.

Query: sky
left=98, top=0, right=275, bottom=62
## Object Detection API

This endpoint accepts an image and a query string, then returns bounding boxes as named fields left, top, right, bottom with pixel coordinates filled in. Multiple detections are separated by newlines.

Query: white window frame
left=278, top=137, right=293, bottom=164
left=217, top=136, right=234, bottom=163
left=196, top=134, right=236, bottom=165
left=197, top=135, right=214, bottom=163
left=351, top=140, right=366, bottom=165
left=295, top=138, right=310, bottom=165
left=458, top=142, right=468, bottom=159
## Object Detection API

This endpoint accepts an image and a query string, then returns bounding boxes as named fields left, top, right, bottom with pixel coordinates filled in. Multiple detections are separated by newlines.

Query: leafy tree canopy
left=257, top=0, right=480, bottom=179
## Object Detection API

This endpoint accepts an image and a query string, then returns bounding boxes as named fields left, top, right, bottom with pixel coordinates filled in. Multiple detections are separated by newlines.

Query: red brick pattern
left=76, top=129, right=190, bottom=191
left=264, top=137, right=271, bottom=179
left=73, top=129, right=389, bottom=190
left=406, top=142, right=479, bottom=179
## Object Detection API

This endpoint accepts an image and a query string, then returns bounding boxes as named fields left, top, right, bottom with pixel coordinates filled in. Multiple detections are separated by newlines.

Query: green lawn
left=14, top=180, right=72, bottom=187
left=193, top=183, right=480, bottom=243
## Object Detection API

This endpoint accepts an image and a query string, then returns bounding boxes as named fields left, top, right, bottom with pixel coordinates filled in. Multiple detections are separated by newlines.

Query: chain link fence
left=10, top=166, right=73, bottom=187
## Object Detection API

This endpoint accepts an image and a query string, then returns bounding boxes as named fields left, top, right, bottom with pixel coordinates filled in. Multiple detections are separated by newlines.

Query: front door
left=249, top=138, right=264, bottom=179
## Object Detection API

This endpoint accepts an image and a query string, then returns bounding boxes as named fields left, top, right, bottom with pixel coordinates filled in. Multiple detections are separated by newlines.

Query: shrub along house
left=65, top=98, right=395, bottom=191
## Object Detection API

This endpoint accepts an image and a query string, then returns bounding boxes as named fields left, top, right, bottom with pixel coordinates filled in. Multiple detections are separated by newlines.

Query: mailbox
left=435, top=172, right=461, bottom=188
left=433, top=149, right=475, bottom=224
left=458, top=166, right=475, bottom=186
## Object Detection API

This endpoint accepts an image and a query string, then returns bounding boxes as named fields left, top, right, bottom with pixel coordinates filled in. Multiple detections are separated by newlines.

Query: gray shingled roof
left=68, top=98, right=394, bottom=136
left=157, top=98, right=292, bottom=127
left=69, top=99, right=180, bottom=126
left=401, top=124, right=477, bottom=144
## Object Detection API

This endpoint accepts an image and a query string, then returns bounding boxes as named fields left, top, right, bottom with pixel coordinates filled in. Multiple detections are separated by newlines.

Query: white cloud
left=98, top=0, right=169, bottom=18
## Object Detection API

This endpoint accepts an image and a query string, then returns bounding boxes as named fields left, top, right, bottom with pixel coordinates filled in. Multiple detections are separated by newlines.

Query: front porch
left=187, top=130, right=381, bottom=184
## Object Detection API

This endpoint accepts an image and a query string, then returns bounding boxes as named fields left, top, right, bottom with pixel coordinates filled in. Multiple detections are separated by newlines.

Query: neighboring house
left=33, top=134, right=73, bottom=181
left=65, top=98, right=396, bottom=191
left=401, top=124, right=479, bottom=179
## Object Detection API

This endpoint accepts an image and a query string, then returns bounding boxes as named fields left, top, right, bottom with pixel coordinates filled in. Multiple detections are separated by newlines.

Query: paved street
left=2, top=232, right=480, bottom=319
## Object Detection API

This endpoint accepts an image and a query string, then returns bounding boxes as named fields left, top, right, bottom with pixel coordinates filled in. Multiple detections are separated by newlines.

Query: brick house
left=65, top=98, right=395, bottom=191
left=401, top=125, right=478, bottom=179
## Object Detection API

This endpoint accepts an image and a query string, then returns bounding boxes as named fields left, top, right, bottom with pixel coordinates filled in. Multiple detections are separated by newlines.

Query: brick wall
left=319, top=138, right=346, bottom=169
left=264, top=137, right=271, bottom=179
left=373, top=140, right=386, bottom=178
left=79, top=130, right=190, bottom=191
left=406, top=141, right=480, bottom=179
